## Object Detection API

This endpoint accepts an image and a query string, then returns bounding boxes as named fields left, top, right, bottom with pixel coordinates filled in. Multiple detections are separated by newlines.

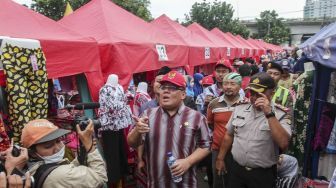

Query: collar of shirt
left=160, top=103, right=186, bottom=117
left=218, top=95, right=245, bottom=105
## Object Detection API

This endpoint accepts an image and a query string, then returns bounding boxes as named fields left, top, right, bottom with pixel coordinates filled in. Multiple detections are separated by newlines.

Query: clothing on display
left=101, top=130, right=128, bottom=184
left=0, top=39, right=48, bottom=142
left=327, top=71, right=336, bottom=104
left=0, top=114, right=10, bottom=152
left=287, top=70, right=314, bottom=170
left=326, top=118, right=336, bottom=153
left=313, top=105, right=336, bottom=151
left=98, top=84, right=133, bottom=131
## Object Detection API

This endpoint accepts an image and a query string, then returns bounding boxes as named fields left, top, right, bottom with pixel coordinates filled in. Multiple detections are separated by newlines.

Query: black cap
left=157, top=66, right=171, bottom=76
left=247, top=72, right=276, bottom=93
left=266, top=61, right=283, bottom=74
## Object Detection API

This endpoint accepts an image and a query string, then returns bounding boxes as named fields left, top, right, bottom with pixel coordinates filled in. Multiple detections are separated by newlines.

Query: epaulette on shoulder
left=274, top=103, right=289, bottom=113
left=236, top=98, right=250, bottom=105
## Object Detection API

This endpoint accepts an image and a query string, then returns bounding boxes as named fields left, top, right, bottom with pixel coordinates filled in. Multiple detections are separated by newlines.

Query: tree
left=31, top=0, right=152, bottom=21
left=253, top=10, right=290, bottom=45
left=183, top=0, right=250, bottom=38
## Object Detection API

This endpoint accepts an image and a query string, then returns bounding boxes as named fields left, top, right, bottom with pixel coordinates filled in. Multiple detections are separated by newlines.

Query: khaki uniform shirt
left=226, top=103, right=292, bottom=168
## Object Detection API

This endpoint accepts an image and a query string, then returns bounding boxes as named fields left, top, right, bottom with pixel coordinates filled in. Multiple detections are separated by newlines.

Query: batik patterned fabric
left=0, top=117, right=10, bottom=152
left=287, top=71, right=314, bottom=171
left=1, top=44, right=48, bottom=142
left=98, top=84, right=133, bottom=131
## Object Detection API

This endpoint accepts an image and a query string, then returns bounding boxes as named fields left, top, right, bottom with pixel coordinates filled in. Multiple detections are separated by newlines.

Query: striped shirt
left=141, top=104, right=211, bottom=188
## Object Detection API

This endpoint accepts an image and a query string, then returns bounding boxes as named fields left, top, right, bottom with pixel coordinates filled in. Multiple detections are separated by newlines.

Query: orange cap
left=21, top=119, right=70, bottom=148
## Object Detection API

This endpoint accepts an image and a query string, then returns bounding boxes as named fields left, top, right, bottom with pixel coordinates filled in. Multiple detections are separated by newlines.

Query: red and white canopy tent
left=150, top=14, right=223, bottom=68
left=0, top=0, right=104, bottom=101
left=210, top=28, right=243, bottom=58
left=59, top=0, right=189, bottom=87
left=235, top=35, right=261, bottom=57
left=187, top=23, right=238, bottom=60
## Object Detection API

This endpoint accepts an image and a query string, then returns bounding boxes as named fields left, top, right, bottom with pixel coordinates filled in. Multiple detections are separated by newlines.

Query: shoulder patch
left=274, top=103, right=289, bottom=113
left=236, top=98, right=250, bottom=105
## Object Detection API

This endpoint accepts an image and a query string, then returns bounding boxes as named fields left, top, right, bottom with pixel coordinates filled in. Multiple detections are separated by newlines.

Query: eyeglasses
left=160, top=85, right=184, bottom=92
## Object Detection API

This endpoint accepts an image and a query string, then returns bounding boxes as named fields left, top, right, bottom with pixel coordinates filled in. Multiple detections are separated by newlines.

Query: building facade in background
left=304, top=0, right=336, bottom=19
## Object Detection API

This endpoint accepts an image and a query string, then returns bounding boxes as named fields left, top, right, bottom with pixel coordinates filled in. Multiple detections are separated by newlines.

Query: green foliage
left=183, top=0, right=250, bottom=38
left=254, top=10, right=290, bottom=45
left=113, top=0, right=152, bottom=21
left=31, top=0, right=89, bottom=21
left=31, top=0, right=152, bottom=21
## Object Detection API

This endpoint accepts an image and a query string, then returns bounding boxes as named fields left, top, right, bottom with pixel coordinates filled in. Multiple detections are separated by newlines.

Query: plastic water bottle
left=167, top=152, right=182, bottom=183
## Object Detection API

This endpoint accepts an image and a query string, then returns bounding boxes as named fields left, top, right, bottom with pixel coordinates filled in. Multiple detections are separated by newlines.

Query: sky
left=14, top=0, right=306, bottom=21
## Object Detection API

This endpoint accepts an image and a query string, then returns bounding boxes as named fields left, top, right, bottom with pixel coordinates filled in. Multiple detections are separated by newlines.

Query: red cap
left=201, top=75, right=214, bottom=86
left=160, top=71, right=186, bottom=88
left=215, top=59, right=232, bottom=71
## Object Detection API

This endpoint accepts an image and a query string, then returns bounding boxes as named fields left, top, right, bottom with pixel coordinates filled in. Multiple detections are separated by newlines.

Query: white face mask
left=39, top=144, right=65, bottom=164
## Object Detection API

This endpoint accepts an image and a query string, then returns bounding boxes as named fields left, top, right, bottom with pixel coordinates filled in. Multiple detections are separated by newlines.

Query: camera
left=73, top=115, right=101, bottom=131
left=12, top=145, right=21, bottom=157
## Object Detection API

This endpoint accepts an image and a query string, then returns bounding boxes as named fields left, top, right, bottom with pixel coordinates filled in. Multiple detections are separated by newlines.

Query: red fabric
left=59, top=0, right=189, bottom=88
left=151, top=15, right=222, bottom=66
left=247, top=39, right=267, bottom=57
left=0, top=71, right=5, bottom=87
left=235, top=35, right=260, bottom=57
left=186, top=23, right=236, bottom=59
left=225, top=32, right=252, bottom=58
left=0, top=0, right=103, bottom=101
left=210, top=28, right=242, bottom=58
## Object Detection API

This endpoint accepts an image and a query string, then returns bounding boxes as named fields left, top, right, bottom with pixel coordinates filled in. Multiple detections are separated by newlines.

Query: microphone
left=65, top=102, right=100, bottom=110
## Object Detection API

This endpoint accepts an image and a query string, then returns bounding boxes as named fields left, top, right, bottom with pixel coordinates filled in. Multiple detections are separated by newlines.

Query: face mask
left=39, top=144, right=65, bottom=164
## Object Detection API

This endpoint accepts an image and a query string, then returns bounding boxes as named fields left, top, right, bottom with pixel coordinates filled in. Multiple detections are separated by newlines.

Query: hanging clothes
left=0, top=38, right=48, bottom=142
left=327, top=71, right=336, bottom=104
left=0, top=114, right=10, bottom=152
left=326, top=117, right=336, bottom=153
left=98, top=84, right=132, bottom=186
left=98, top=84, right=133, bottom=131
left=287, top=70, right=314, bottom=171
left=313, top=104, right=336, bottom=151
left=101, top=130, right=128, bottom=185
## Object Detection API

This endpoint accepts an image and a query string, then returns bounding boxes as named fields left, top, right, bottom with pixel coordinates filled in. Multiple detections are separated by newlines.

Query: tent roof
left=187, top=23, right=234, bottom=48
left=59, top=0, right=181, bottom=45
left=300, top=22, right=336, bottom=68
left=0, top=0, right=103, bottom=100
left=151, top=14, right=218, bottom=47
left=210, top=28, right=241, bottom=49
left=59, top=0, right=189, bottom=85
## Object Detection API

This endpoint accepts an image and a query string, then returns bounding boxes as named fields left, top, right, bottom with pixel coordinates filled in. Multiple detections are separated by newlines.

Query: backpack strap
left=33, top=163, right=60, bottom=188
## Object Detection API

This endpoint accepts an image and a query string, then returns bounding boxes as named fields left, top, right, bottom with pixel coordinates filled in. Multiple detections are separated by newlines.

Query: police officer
left=266, top=61, right=293, bottom=109
left=216, top=72, right=292, bottom=188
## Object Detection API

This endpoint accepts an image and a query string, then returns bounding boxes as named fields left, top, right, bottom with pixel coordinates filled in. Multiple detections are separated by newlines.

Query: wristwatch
left=265, top=110, right=275, bottom=119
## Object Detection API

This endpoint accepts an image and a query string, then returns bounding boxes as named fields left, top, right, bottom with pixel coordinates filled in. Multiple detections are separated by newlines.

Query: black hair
left=157, top=66, right=171, bottom=76
left=250, top=65, right=259, bottom=76
left=238, top=64, right=251, bottom=77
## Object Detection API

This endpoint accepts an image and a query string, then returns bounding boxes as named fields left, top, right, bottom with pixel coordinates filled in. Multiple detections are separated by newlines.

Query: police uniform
left=226, top=103, right=292, bottom=188
left=225, top=72, right=292, bottom=188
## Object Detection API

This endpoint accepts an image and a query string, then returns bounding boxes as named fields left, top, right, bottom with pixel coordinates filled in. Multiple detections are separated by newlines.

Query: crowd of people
left=0, top=48, right=307, bottom=188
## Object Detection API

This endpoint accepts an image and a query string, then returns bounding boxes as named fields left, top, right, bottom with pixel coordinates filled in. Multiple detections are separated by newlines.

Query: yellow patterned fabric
left=0, top=44, right=48, bottom=142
